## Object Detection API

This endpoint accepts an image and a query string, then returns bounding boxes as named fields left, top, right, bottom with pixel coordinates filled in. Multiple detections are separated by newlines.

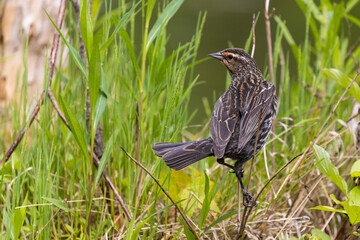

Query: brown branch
left=48, top=88, right=71, bottom=131
left=120, top=146, right=200, bottom=240
left=264, top=0, right=274, bottom=83
left=251, top=13, right=256, bottom=59
left=1, top=0, right=67, bottom=165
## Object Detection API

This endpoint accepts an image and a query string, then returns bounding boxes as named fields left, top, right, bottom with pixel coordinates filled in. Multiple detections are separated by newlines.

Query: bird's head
left=208, top=48, right=258, bottom=75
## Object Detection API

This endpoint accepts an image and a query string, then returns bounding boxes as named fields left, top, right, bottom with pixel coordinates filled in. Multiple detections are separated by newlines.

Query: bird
left=152, top=48, right=278, bottom=207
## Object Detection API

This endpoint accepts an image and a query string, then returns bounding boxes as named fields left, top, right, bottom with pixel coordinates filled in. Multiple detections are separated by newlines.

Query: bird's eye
left=228, top=54, right=234, bottom=60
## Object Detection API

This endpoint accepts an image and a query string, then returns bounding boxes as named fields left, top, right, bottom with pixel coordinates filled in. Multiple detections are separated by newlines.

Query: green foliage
left=312, top=145, right=360, bottom=225
left=351, top=159, right=360, bottom=180
left=146, top=0, right=183, bottom=50
left=322, top=68, right=360, bottom=102
left=313, top=144, right=348, bottom=194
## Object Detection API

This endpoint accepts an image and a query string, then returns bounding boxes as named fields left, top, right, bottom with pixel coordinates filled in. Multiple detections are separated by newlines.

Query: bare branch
left=2, top=0, right=67, bottom=165
left=264, top=0, right=274, bottom=83
left=251, top=13, right=256, bottom=58
left=48, top=88, right=71, bottom=131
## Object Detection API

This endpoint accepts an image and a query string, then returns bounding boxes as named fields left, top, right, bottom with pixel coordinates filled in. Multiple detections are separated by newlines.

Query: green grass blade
left=45, top=10, right=87, bottom=78
left=60, top=95, right=89, bottom=161
left=204, top=210, right=237, bottom=233
left=89, top=35, right=101, bottom=118
left=13, top=194, right=28, bottom=239
left=146, top=0, right=184, bottom=51
left=80, top=0, right=94, bottom=60
left=101, top=1, right=141, bottom=52
left=198, top=172, right=210, bottom=229
left=119, top=28, right=141, bottom=81
left=42, top=197, right=72, bottom=212
left=345, top=14, right=360, bottom=28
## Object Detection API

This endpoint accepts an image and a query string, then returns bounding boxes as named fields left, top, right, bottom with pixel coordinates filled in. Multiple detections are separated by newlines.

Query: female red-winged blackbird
left=152, top=48, right=278, bottom=207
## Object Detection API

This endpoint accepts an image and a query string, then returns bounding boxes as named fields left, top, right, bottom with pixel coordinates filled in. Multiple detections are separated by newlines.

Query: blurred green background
left=164, top=0, right=360, bottom=123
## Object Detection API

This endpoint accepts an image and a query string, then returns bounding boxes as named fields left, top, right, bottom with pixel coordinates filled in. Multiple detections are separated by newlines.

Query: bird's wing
left=237, top=82, right=277, bottom=152
left=210, top=90, right=238, bottom=158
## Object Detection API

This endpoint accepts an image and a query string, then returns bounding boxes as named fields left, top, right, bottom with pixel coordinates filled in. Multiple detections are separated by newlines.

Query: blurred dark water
left=165, top=0, right=360, bottom=124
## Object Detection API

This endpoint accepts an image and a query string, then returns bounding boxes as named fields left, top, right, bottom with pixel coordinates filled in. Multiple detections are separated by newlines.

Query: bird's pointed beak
left=208, top=51, right=224, bottom=61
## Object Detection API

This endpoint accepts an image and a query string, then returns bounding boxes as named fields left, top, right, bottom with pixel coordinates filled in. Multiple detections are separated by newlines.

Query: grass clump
left=1, top=0, right=360, bottom=239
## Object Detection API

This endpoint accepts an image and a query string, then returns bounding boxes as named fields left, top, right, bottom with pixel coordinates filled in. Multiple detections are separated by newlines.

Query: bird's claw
left=243, top=192, right=257, bottom=208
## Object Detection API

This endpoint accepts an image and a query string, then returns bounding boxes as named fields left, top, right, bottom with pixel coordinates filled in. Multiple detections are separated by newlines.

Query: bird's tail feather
left=152, top=138, right=213, bottom=170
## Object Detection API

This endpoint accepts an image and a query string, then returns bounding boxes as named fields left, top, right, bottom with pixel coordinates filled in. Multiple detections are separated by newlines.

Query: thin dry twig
left=277, top=176, right=322, bottom=237
left=1, top=0, right=67, bottom=165
left=264, top=0, right=274, bottom=83
left=48, top=88, right=71, bottom=130
left=251, top=13, right=256, bottom=59
left=120, top=146, right=200, bottom=240
left=255, top=152, right=303, bottom=204
left=237, top=13, right=258, bottom=238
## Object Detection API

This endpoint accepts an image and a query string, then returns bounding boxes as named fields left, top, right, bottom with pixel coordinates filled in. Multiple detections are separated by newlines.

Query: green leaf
left=45, top=10, right=87, bottom=78
left=89, top=35, right=101, bottom=119
left=346, top=0, right=360, bottom=12
left=311, top=228, right=332, bottom=240
left=80, top=0, right=94, bottom=60
left=42, top=197, right=72, bottom=212
left=310, top=205, right=346, bottom=214
left=343, top=187, right=360, bottom=224
left=328, top=188, right=360, bottom=225
left=322, top=68, right=360, bottom=102
left=13, top=194, right=28, bottom=239
left=60, top=96, right=89, bottom=161
left=101, top=1, right=140, bottom=52
left=130, top=217, right=150, bottom=240
left=182, top=218, right=196, bottom=240
left=204, top=210, right=237, bottom=233
left=349, top=186, right=360, bottom=206
left=93, top=85, right=107, bottom=131
left=330, top=194, right=342, bottom=204
left=313, top=144, right=348, bottom=194
left=198, top=172, right=210, bottom=229
left=119, top=29, right=140, bottom=81
left=351, top=159, right=360, bottom=179
left=146, top=0, right=184, bottom=50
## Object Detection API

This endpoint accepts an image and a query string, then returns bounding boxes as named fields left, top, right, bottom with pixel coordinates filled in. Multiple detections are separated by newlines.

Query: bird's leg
left=234, top=163, right=257, bottom=208
left=217, top=158, right=235, bottom=170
